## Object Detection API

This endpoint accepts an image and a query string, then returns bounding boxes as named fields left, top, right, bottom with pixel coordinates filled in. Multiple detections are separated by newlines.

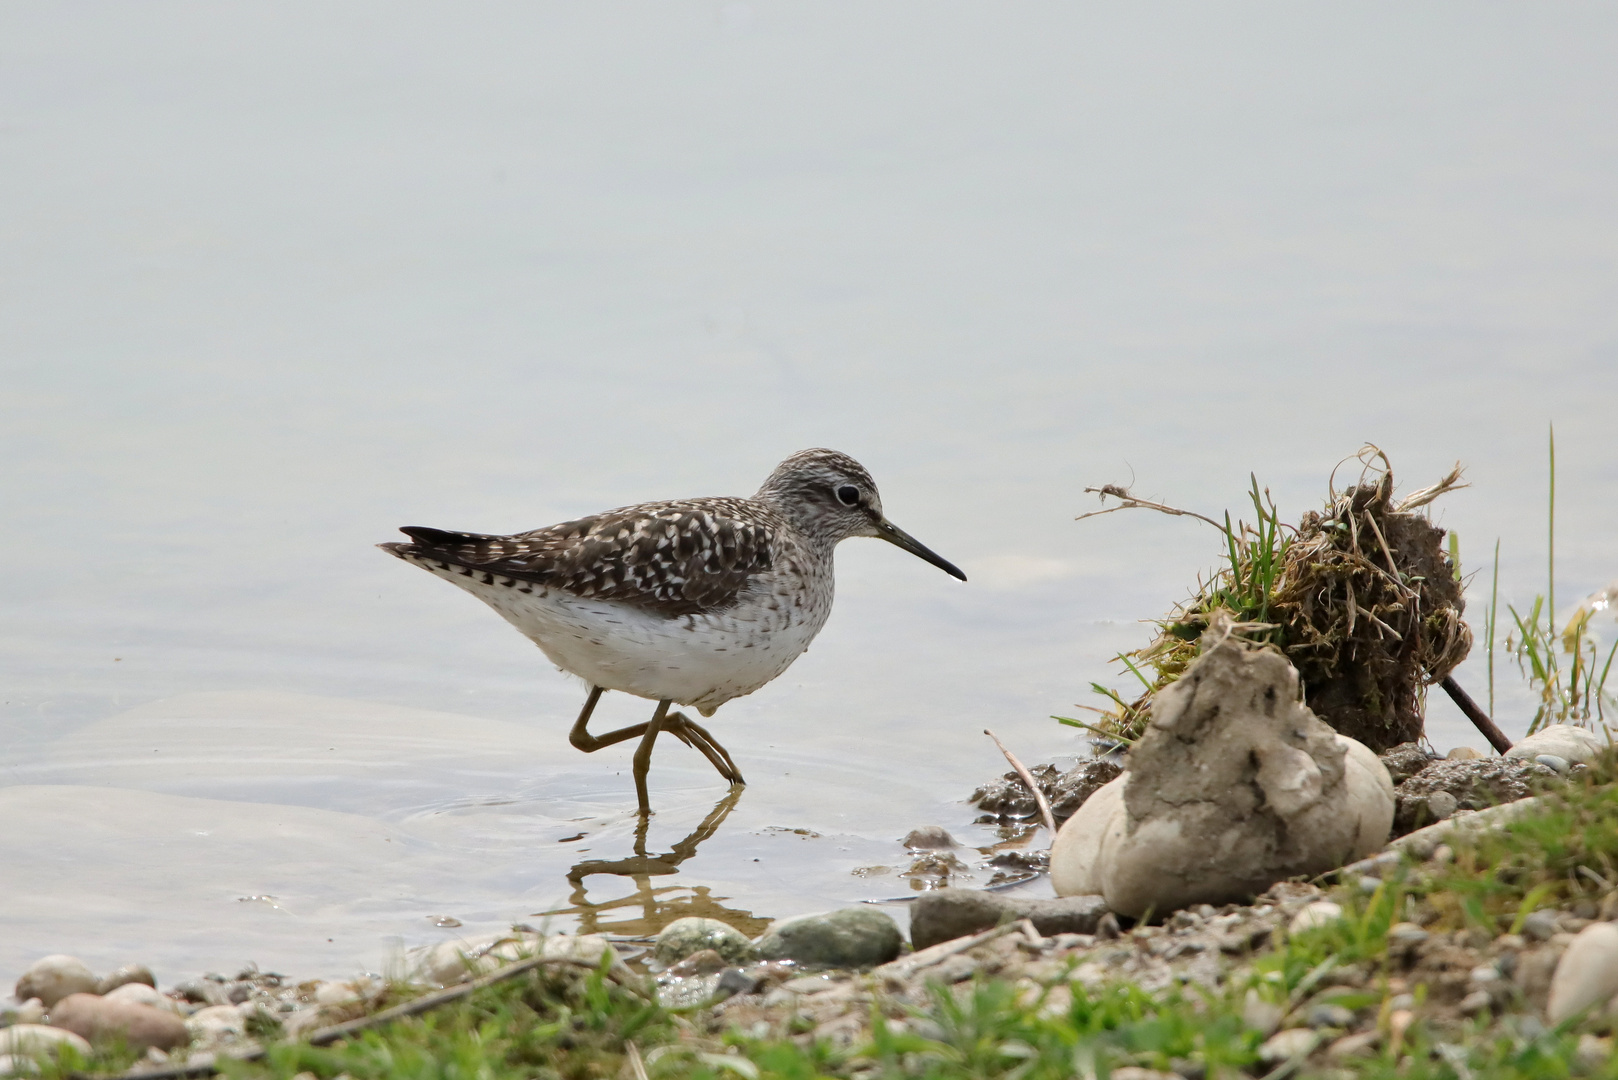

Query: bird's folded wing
left=397, top=498, right=777, bottom=616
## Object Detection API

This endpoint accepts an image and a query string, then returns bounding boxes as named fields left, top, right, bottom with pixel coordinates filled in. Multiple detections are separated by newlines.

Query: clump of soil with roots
left=1075, top=446, right=1471, bottom=752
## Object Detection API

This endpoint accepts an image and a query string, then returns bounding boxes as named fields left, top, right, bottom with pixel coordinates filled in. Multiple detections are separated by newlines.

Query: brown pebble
left=47, top=992, right=189, bottom=1051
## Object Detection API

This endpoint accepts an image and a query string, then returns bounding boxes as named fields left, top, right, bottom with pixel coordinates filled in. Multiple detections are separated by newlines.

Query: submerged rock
left=1050, top=638, right=1394, bottom=916
left=909, top=889, right=1110, bottom=950
left=754, top=908, right=901, bottom=968
left=655, top=918, right=756, bottom=967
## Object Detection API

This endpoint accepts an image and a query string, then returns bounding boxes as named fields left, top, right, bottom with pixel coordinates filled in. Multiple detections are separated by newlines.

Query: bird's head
left=756, top=448, right=966, bottom=581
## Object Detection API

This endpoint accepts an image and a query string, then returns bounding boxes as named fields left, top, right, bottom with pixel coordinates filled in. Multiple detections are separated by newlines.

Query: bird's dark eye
left=836, top=485, right=860, bottom=506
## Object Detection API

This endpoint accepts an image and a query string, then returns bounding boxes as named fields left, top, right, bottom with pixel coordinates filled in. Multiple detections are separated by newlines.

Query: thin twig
left=626, top=1041, right=651, bottom=1080
left=985, top=729, right=1058, bottom=836
left=1440, top=675, right=1513, bottom=754
left=1076, top=485, right=1228, bottom=532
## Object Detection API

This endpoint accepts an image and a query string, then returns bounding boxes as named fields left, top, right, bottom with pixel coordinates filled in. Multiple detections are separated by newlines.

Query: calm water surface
left=3, top=3, right=1617, bottom=982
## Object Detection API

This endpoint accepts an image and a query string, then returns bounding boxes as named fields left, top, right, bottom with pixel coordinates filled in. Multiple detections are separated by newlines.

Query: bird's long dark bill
left=875, top=518, right=967, bottom=581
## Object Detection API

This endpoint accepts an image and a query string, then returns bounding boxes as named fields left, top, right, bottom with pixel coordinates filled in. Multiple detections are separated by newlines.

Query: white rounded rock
left=1447, top=746, right=1486, bottom=760
left=14, top=955, right=98, bottom=1009
left=1548, top=922, right=1618, bottom=1024
left=0, top=1024, right=92, bottom=1057
left=1506, top=725, right=1606, bottom=766
left=1288, top=901, right=1345, bottom=934
left=1050, top=774, right=1128, bottom=898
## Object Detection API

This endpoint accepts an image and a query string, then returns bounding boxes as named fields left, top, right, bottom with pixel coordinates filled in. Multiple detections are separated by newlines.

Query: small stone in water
left=902, top=825, right=958, bottom=849
left=432, top=916, right=463, bottom=928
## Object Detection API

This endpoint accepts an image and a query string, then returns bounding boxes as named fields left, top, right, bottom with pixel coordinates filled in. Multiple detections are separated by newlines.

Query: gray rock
left=654, top=917, right=756, bottom=966
left=1521, top=909, right=1559, bottom=942
left=1426, top=791, right=1459, bottom=820
left=715, top=968, right=763, bottom=1000
left=94, top=965, right=156, bottom=996
left=909, top=888, right=1110, bottom=950
left=1392, top=757, right=1552, bottom=835
left=1379, top=742, right=1436, bottom=783
left=14, top=956, right=98, bottom=1009
left=1534, top=754, right=1571, bottom=775
left=754, top=907, right=902, bottom=968
left=46, top=993, right=190, bottom=1051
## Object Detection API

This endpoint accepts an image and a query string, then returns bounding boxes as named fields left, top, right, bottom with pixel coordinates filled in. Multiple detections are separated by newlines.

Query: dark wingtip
left=377, top=541, right=410, bottom=558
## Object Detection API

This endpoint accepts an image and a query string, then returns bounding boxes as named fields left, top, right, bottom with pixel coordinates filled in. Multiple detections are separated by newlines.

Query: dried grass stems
left=1069, top=447, right=1471, bottom=750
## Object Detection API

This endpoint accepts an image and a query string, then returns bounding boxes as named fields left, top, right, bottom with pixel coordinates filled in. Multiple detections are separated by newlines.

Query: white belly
left=419, top=563, right=830, bottom=714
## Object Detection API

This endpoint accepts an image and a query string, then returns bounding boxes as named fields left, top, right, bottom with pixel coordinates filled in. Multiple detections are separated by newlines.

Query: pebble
left=665, top=949, right=727, bottom=977
left=1304, top=1003, right=1355, bottom=1029
left=1257, top=1027, right=1319, bottom=1064
left=1459, top=990, right=1492, bottom=1015
left=654, top=918, right=756, bottom=966
left=1577, top=1034, right=1614, bottom=1072
left=103, top=982, right=186, bottom=1016
left=1446, top=746, right=1485, bottom=760
left=1288, top=901, right=1344, bottom=935
left=1325, top=1031, right=1380, bottom=1060
left=313, top=980, right=361, bottom=1007
left=1534, top=754, right=1571, bottom=775
left=1242, top=990, right=1283, bottom=1037
left=173, top=978, right=231, bottom=1006
left=0, top=1000, right=44, bottom=1027
left=901, top=825, right=958, bottom=849
left=95, top=964, right=156, bottom=996
left=1548, top=922, right=1618, bottom=1024
left=909, top=888, right=1109, bottom=950
left=46, top=992, right=190, bottom=1051
left=186, top=1004, right=247, bottom=1047
left=715, top=968, right=763, bottom=999
left=13, top=956, right=98, bottom=1009
left=1426, top=791, right=1459, bottom=820
left=0, top=1024, right=92, bottom=1057
left=1521, top=909, right=1560, bottom=943
left=754, top=907, right=902, bottom=968
left=1386, top=923, right=1429, bottom=949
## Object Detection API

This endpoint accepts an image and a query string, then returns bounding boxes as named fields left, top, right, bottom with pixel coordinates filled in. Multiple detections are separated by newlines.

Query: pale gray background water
left=3, top=3, right=1616, bottom=983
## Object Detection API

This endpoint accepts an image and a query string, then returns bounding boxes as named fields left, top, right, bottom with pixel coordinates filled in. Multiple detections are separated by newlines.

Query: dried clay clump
left=1051, top=634, right=1394, bottom=917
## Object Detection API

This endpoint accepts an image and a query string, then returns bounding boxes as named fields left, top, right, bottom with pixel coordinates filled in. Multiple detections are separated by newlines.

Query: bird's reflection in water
left=536, top=786, right=770, bottom=939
